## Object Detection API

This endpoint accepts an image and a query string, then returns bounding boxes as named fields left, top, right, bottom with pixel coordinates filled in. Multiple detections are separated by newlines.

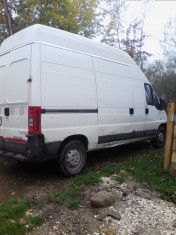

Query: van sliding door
left=93, top=57, right=134, bottom=145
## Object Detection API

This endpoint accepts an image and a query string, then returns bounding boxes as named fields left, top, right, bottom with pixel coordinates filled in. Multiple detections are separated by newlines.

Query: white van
left=0, top=24, right=167, bottom=176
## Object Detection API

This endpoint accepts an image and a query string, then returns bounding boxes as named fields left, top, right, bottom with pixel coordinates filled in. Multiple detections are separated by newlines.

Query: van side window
left=144, top=84, right=153, bottom=105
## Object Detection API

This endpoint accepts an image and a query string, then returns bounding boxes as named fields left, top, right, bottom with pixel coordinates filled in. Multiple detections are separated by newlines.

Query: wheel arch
left=58, top=134, right=89, bottom=155
left=157, top=122, right=167, bottom=133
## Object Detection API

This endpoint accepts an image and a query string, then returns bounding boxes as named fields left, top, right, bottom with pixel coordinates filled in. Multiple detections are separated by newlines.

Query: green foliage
left=0, top=198, right=31, bottom=220
left=70, top=171, right=102, bottom=185
left=101, top=0, right=152, bottom=70
left=118, top=149, right=176, bottom=204
left=66, top=148, right=176, bottom=205
left=28, top=215, right=45, bottom=231
left=154, top=72, right=176, bottom=103
left=0, top=0, right=100, bottom=44
left=146, top=17, right=176, bottom=103
left=47, top=186, right=83, bottom=210
left=0, top=221, right=26, bottom=235
left=0, top=198, right=45, bottom=235
left=101, top=164, right=120, bottom=177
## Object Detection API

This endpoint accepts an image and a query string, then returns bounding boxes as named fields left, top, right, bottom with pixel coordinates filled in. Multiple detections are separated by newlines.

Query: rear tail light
left=28, top=107, right=41, bottom=135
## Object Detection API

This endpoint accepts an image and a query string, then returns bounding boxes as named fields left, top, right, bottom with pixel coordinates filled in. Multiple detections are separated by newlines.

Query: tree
left=162, top=17, right=176, bottom=73
left=0, top=0, right=100, bottom=45
left=101, top=0, right=127, bottom=49
left=153, top=72, right=176, bottom=103
left=149, top=17, right=176, bottom=102
left=2, top=0, right=13, bottom=35
left=101, top=0, right=152, bottom=71
left=145, top=60, right=165, bottom=84
left=121, top=20, right=151, bottom=72
left=145, top=57, right=176, bottom=103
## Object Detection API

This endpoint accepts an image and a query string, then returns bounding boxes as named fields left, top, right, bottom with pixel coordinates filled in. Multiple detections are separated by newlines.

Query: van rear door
left=4, top=45, right=31, bottom=148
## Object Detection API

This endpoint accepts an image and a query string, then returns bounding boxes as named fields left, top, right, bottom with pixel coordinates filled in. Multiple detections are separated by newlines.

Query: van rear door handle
left=4, top=107, right=10, bottom=116
left=129, top=108, right=134, bottom=115
left=145, top=108, right=149, bottom=115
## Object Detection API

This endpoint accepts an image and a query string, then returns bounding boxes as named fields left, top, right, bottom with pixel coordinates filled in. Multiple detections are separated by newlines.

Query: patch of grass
left=0, top=198, right=31, bottom=221
left=0, top=198, right=45, bottom=235
left=47, top=186, right=83, bottom=210
left=115, top=175, right=125, bottom=184
left=101, top=164, right=121, bottom=177
left=70, top=148, right=176, bottom=204
left=118, top=149, right=176, bottom=204
left=27, top=215, right=45, bottom=231
left=70, top=171, right=102, bottom=185
left=47, top=148, right=176, bottom=209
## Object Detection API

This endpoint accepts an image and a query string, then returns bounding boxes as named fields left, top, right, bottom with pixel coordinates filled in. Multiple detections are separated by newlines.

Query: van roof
left=0, top=24, right=136, bottom=66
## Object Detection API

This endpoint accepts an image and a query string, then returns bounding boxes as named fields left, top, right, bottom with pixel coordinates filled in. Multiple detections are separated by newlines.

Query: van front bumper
left=0, top=135, right=61, bottom=162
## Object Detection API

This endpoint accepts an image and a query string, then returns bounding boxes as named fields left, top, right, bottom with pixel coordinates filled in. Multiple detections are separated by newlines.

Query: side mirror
left=159, top=98, right=166, bottom=110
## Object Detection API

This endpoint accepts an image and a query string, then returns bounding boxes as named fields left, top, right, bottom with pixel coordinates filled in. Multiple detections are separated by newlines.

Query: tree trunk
left=2, top=0, right=13, bottom=35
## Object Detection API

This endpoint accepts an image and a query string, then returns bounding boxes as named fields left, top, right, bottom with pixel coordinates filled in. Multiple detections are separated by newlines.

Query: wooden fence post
left=171, top=117, right=176, bottom=175
left=164, top=103, right=175, bottom=172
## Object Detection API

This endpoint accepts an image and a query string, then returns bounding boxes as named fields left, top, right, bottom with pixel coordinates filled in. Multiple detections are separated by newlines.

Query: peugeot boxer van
left=0, top=24, right=167, bottom=176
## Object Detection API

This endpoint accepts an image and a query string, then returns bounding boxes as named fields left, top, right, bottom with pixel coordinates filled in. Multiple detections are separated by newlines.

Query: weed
left=46, top=195, right=54, bottom=202
left=101, top=164, right=120, bottom=177
left=27, top=215, right=45, bottom=231
left=116, top=176, right=125, bottom=184
left=65, top=226, right=72, bottom=232
left=70, top=171, right=101, bottom=185
left=47, top=186, right=83, bottom=210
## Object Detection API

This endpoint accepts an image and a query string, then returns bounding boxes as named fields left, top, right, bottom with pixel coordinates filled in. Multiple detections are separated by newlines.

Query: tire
left=56, top=140, right=87, bottom=177
left=151, top=126, right=166, bottom=148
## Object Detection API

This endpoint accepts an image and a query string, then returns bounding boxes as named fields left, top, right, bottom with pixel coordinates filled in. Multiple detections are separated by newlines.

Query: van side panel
left=40, top=45, right=98, bottom=149
left=93, top=58, right=134, bottom=144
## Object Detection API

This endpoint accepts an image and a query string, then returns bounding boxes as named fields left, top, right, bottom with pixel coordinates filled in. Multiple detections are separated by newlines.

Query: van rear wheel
left=151, top=126, right=166, bottom=148
left=56, top=140, right=87, bottom=177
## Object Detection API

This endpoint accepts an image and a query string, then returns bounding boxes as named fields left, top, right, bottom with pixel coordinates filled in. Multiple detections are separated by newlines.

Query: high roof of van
left=0, top=24, right=136, bottom=66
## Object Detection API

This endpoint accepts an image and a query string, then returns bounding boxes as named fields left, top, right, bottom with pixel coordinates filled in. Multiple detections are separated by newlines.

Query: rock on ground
left=91, top=191, right=115, bottom=207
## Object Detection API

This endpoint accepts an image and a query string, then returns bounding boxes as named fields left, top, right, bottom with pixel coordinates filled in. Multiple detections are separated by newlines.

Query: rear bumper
left=0, top=135, right=61, bottom=162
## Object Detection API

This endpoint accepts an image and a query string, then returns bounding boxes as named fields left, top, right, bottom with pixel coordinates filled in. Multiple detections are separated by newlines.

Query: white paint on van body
left=0, top=24, right=167, bottom=154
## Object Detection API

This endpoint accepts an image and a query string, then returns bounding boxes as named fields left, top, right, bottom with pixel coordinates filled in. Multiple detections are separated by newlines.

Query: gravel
left=27, top=176, right=176, bottom=235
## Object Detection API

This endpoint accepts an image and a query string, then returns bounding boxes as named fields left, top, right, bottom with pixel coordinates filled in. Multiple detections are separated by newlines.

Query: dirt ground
left=0, top=141, right=151, bottom=203
left=1, top=142, right=175, bottom=235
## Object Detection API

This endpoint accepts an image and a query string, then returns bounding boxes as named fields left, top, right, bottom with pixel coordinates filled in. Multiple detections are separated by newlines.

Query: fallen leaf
left=99, top=227, right=116, bottom=235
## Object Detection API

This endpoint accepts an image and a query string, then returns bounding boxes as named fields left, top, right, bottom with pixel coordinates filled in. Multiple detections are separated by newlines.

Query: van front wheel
left=151, top=126, right=166, bottom=148
left=57, top=140, right=87, bottom=177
